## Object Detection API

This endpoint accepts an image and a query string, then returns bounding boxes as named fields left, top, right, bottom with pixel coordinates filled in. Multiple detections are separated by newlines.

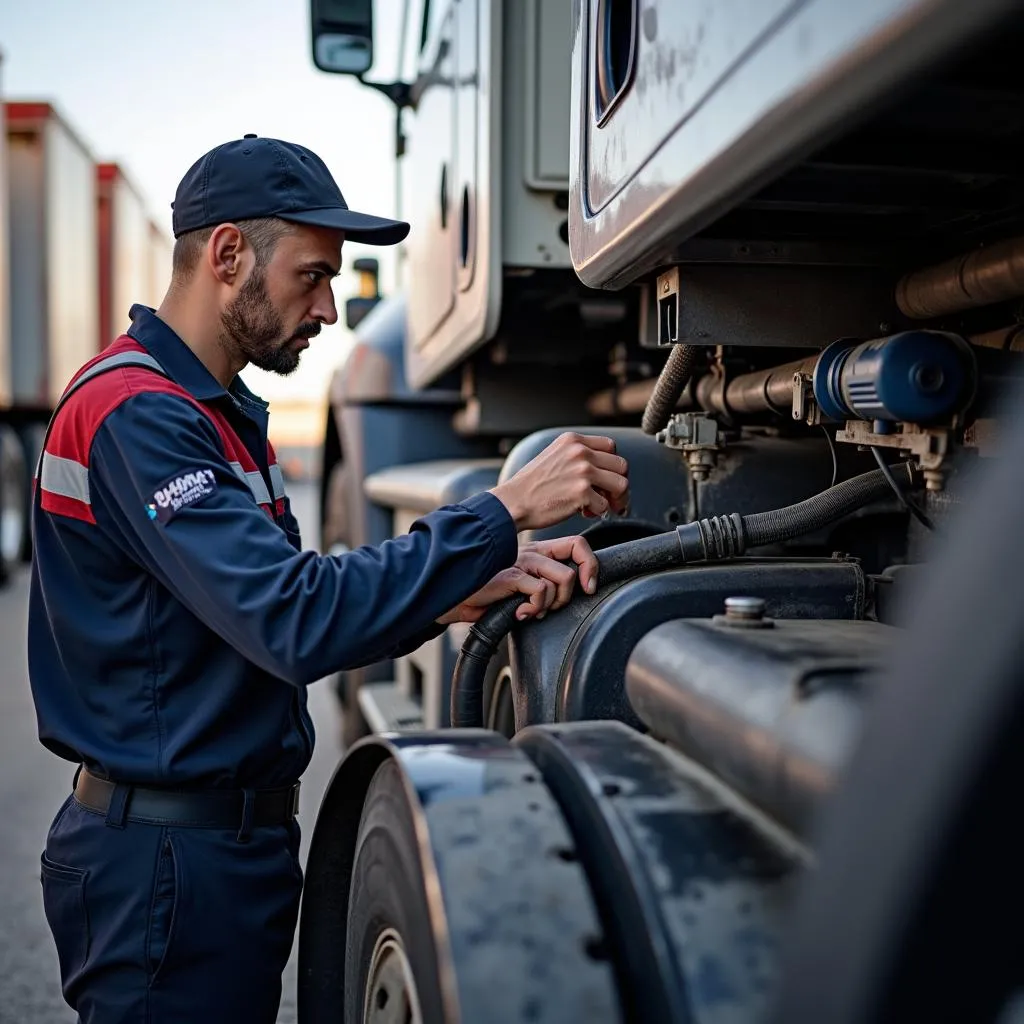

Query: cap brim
left=281, top=206, right=409, bottom=245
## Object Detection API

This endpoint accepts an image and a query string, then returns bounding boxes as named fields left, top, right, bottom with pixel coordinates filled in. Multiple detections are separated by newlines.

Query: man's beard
left=220, top=269, right=320, bottom=376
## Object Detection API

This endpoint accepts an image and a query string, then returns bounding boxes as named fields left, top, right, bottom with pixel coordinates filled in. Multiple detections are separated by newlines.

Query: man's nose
left=311, top=289, right=339, bottom=327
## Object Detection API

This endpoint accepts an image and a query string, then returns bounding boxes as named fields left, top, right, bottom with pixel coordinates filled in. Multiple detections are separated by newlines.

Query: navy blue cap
left=171, top=134, right=409, bottom=245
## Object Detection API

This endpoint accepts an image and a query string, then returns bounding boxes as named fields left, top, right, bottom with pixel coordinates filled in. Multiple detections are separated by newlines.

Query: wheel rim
left=487, top=665, right=516, bottom=737
left=363, top=928, right=423, bottom=1024
left=0, top=478, right=23, bottom=565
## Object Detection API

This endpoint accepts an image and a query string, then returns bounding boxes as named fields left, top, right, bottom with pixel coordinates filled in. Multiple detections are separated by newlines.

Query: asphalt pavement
left=0, top=481, right=346, bottom=1024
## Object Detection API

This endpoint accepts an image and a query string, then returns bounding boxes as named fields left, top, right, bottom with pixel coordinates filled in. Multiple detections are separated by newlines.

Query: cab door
left=407, top=1, right=458, bottom=348
left=454, top=0, right=479, bottom=293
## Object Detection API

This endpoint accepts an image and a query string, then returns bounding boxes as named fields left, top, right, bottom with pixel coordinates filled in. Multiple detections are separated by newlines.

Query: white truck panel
left=109, top=169, right=151, bottom=338
left=406, top=1, right=458, bottom=351
left=504, top=0, right=572, bottom=272
left=45, top=115, right=99, bottom=402
left=5, top=103, right=98, bottom=409
left=7, top=125, right=47, bottom=405
left=146, top=220, right=173, bottom=309
left=568, top=0, right=1022, bottom=290
left=405, top=0, right=574, bottom=389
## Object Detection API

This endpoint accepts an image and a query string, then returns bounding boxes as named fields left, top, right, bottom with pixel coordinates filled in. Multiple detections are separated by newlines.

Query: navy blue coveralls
left=28, top=305, right=518, bottom=1022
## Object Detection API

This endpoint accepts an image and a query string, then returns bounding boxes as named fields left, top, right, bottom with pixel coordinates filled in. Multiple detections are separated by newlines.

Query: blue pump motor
left=812, top=331, right=976, bottom=424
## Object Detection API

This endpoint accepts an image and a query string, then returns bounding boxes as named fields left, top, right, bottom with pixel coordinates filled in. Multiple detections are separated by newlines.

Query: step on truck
left=299, top=2, right=1024, bottom=1021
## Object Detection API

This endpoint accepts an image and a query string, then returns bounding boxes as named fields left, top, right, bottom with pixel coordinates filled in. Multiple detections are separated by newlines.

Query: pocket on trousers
left=39, top=852, right=90, bottom=982
left=147, top=834, right=182, bottom=984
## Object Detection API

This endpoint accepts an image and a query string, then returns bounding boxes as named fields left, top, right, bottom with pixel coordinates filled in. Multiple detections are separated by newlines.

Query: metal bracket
left=657, top=412, right=722, bottom=480
left=834, top=419, right=950, bottom=490
left=962, top=418, right=999, bottom=458
left=791, top=372, right=824, bottom=426
left=655, top=267, right=681, bottom=347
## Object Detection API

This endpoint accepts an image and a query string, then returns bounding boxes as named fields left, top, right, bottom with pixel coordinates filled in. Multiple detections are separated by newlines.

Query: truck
left=295, top=1, right=1024, bottom=1020
left=0, top=71, right=172, bottom=587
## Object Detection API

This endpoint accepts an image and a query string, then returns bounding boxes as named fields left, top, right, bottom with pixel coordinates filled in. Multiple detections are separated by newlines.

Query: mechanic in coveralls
left=27, top=135, right=630, bottom=1022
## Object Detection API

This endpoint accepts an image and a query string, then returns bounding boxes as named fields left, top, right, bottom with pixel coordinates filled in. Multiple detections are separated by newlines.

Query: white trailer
left=97, top=162, right=155, bottom=346
left=0, top=99, right=172, bottom=585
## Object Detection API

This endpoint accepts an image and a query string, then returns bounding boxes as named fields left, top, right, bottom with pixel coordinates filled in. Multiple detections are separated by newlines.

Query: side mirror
left=345, top=258, right=381, bottom=330
left=310, top=0, right=373, bottom=76
left=345, top=297, right=380, bottom=330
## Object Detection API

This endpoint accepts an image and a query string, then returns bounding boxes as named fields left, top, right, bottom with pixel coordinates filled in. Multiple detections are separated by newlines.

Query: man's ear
left=206, top=224, right=248, bottom=284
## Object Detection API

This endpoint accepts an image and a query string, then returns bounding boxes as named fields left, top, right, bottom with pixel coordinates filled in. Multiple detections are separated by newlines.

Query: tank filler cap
left=714, top=596, right=774, bottom=629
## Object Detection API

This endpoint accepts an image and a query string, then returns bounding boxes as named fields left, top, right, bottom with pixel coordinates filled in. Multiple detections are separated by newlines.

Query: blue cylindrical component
left=812, top=331, right=976, bottom=424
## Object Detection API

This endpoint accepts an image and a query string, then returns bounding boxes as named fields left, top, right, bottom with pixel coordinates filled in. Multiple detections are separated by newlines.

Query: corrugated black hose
left=641, top=343, right=700, bottom=435
left=450, top=466, right=910, bottom=728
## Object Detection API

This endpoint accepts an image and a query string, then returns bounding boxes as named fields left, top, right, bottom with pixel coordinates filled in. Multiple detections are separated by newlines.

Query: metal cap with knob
left=713, top=595, right=774, bottom=628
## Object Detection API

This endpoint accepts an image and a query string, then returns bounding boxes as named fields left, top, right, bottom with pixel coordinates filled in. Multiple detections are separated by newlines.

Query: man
left=28, top=135, right=630, bottom=1023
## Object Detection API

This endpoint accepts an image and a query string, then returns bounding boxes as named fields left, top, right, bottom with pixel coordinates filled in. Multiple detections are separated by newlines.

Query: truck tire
left=16, top=422, right=46, bottom=562
left=483, top=639, right=514, bottom=737
left=344, top=760, right=446, bottom=1024
left=338, top=743, right=621, bottom=1024
left=0, top=425, right=28, bottom=586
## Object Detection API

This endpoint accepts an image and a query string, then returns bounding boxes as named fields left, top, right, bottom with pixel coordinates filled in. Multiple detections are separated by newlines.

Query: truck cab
left=300, top=3, right=1024, bottom=1021
left=312, top=0, right=659, bottom=739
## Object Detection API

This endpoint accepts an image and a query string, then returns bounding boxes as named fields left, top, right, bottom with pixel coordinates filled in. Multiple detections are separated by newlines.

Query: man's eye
left=306, top=271, right=323, bottom=285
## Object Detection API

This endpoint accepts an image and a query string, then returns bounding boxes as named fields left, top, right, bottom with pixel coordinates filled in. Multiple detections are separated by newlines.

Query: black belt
left=73, top=766, right=300, bottom=830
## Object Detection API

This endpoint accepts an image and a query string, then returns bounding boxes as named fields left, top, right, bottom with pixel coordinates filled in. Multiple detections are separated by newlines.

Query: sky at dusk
left=1, top=0, right=408, bottom=400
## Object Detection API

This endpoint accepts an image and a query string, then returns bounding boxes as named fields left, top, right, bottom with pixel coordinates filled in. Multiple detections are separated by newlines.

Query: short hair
left=171, top=217, right=293, bottom=281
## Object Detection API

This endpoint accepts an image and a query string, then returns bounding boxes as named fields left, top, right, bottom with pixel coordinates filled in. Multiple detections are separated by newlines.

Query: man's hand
left=489, top=433, right=630, bottom=531
left=437, top=535, right=599, bottom=624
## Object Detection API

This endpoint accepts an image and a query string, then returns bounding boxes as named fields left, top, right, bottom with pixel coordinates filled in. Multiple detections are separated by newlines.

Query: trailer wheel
left=344, top=760, right=443, bottom=1024
left=16, top=423, right=46, bottom=562
left=485, top=663, right=516, bottom=737
left=0, top=425, right=27, bottom=584
left=304, top=732, right=622, bottom=1024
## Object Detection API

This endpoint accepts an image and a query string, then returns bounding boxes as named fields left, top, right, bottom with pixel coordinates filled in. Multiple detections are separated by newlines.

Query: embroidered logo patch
left=148, top=469, right=218, bottom=524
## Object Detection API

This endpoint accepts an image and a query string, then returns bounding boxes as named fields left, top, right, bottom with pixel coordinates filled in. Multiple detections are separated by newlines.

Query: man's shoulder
left=51, top=341, right=206, bottom=461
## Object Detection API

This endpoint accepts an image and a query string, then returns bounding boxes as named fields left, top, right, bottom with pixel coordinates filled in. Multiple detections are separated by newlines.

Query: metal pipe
left=587, top=380, right=654, bottom=417
left=588, top=322, right=1017, bottom=424
left=586, top=378, right=694, bottom=418
left=970, top=324, right=1024, bottom=352
left=896, top=234, right=1024, bottom=319
left=696, top=357, right=816, bottom=418
left=589, top=357, right=815, bottom=420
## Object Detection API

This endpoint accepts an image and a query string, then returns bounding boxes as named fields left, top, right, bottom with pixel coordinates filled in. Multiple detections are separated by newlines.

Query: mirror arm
left=356, top=77, right=413, bottom=110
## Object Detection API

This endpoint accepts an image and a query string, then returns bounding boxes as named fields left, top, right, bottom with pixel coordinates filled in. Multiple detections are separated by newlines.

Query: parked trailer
left=299, top=1, right=1024, bottom=1022
left=1, top=99, right=98, bottom=581
left=0, top=64, right=16, bottom=584
left=0, top=95, right=172, bottom=585
left=97, top=162, right=167, bottom=347
left=146, top=218, right=173, bottom=314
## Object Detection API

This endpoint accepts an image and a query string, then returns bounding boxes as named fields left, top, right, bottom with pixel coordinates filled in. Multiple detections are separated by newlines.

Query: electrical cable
left=870, top=446, right=934, bottom=531
left=821, top=426, right=838, bottom=488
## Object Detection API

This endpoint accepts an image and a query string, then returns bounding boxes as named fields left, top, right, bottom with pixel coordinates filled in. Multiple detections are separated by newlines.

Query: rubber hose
left=742, top=465, right=910, bottom=548
left=451, top=466, right=910, bottom=728
left=641, top=344, right=700, bottom=435
left=450, top=532, right=684, bottom=728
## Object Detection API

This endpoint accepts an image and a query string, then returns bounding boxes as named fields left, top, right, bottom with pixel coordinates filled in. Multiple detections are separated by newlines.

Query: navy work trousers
left=40, top=790, right=303, bottom=1023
